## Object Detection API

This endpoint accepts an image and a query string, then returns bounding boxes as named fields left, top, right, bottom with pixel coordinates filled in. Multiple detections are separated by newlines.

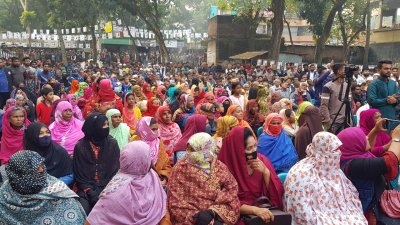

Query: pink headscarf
left=49, top=101, right=84, bottom=155
left=87, top=141, right=167, bottom=225
left=263, top=113, right=284, bottom=137
left=136, top=117, right=160, bottom=165
left=0, top=107, right=31, bottom=164
left=156, top=106, right=182, bottom=156
left=67, top=94, right=83, bottom=120
left=337, top=127, right=375, bottom=162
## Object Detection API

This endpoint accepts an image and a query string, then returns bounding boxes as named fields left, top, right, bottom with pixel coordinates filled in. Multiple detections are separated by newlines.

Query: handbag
left=243, top=196, right=291, bottom=225
left=380, top=181, right=400, bottom=219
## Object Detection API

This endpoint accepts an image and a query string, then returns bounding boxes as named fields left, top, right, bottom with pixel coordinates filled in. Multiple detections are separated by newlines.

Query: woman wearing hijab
left=3, top=99, right=16, bottom=110
left=49, top=101, right=85, bottom=155
left=173, top=114, right=208, bottom=163
left=143, top=97, right=161, bottom=118
left=338, top=126, right=400, bottom=224
left=197, top=103, right=218, bottom=136
left=69, top=79, right=80, bottom=94
left=197, top=92, right=216, bottom=106
left=136, top=117, right=171, bottom=185
left=142, top=82, right=154, bottom=100
left=83, top=77, right=103, bottom=118
left=156, top=106, right=182, bottom=157
left=106, top=109, right=130, bottom=150
left=172, top=94, right=196, bottom=130
left=168, top=133, right=240, bottom=225
left=257, top=113, right=298, bottom=173
left=280, top=109, right=298, bottom=139
left=214, top=116, right=238, bottom=154
left=122, top=93, right=142, bottom=135
left=164, top=86, right=178, bottom=107
left=97, top=79, right=123, bottom=114
left=226, top=105, right=252, bottom=131
left=157, top=85, right=167, bottom=102
left=15, top=93, right=36, bottom=122
left=218, top=127, right=284, bottom=224
left=76, top=82, right=88, bottom=98
left=295, top=101, right=313, bottom=121
left=359, top=109, right=391, bottom=156
left=67, top=94, right=83, bottom=120
left=87, top=141, right=168, bottom=225
left=73, top=112, right=120, bottom=214
left=285, top=132, right=367, bottom=225
left=0, top=151, right=86, bottom=224
left=133, top=84, right=147, bottom=102
left=295, top=103, right=323, bottom=159
left=0, top=107, right=30, bottom=164
left=256, top=85, right=269, bottom=115
left=245, top=100, right=265, bottom=135
left=24, top=122, right=73, bottom=185
left=217, top=96, right=231, bottom=117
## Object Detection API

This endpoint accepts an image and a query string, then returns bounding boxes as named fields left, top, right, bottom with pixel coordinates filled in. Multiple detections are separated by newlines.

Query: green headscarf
left=76, top=82, right=88, bottom=98
left=296, top=101, right=313, bottom=122
left=106, top=109, right=131, bottom=150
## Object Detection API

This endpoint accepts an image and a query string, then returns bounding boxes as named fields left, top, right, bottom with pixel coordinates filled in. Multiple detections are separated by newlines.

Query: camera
left=345, top=65, right=359, bottom=79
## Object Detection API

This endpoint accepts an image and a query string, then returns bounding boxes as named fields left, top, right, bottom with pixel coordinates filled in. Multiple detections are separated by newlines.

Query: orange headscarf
left=69, top=79, right=79, bottom=94
left=226, top=105, right=252, bottom=129
left=263, top=113, right=284, bottom=137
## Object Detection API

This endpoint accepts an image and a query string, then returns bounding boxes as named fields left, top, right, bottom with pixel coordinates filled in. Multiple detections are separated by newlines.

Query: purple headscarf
left=87, top=141, right=167, bottom=225
left=337, top=127, right=375, bottom=162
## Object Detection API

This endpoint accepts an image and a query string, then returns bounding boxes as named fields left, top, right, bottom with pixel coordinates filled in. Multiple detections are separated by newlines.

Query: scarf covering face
left=98, top=79, right=116, bottom=103
left=87, top=141, right=167, bottom=225
left=136, top=117, right=160, bottom=165
left=215, top=116, right=239, bottom=138
left=337, top=127, right=375, bottom=162
left=186, top=133, right=216, bottom=176
left=0, top=107, right=31, bottom=163
left=82, top=112, right=109, bottom=146
left=76, top=82, right=88, bottom=98
left=69, top=79, right=79, bottom=94
left=296, top=101, right=313, bottom=121
left=6, top=150, right=47, bottom=195
left=106, top=109, right=131, bottom=150
left=49, top=101, right=84, bottom=154
left=66, top=94, right=83, bottom=120
left=173, top=114, right=208, bottom=152
left=263, top=113, right=284, bottom=137
left=285, top=132, right=367, bottom=225
left=156, top=106, right=182, bottom=155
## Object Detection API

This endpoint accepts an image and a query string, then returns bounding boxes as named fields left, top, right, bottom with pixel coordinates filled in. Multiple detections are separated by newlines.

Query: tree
left=298, top=0, right=347, bottom=64
left=270, top=0, right=285, bottom=61
left=19, top=0, right=36, bottom=49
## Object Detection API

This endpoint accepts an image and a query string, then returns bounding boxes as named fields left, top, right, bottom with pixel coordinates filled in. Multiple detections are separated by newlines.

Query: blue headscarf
left=168, top=87, right=178, bottom=104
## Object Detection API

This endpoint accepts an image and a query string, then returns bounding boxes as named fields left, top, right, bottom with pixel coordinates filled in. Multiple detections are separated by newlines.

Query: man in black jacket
left=0, top=58, right=13, bottom=108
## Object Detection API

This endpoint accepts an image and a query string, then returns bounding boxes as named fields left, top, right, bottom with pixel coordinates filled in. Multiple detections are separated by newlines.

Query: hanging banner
left=105, top=21, right=113, bottom=33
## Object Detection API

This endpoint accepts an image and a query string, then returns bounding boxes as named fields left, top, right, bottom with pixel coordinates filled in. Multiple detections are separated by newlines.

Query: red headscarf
left=173, top=115, right=207, bottom=152
left=69, top=79, right=79, bottom=94
left=197, top=92, right=215, bottom=106
left=157, top=85, right=166, bottom=100
left=142, top=97, right=160, bottom=118
left=98, top=79, right=116, bottom=103
left=217, top=126, right=284, bottom=209
left=142, top=82, right=154, bottom=100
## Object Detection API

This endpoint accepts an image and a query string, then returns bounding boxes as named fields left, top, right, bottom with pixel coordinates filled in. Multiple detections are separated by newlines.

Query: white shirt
left=230, top=95, right=245, bottom=111
left=356, top=103, right=370, bottom=127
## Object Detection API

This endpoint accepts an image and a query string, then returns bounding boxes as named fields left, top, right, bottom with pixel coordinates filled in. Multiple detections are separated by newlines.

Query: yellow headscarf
left=296, top=101, right=313, bottom=121
left=215, top=116, right=239, bottom=138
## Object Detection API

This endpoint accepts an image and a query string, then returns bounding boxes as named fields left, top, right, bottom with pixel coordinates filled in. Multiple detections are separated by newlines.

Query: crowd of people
left=0, top=56, right=399, bottom=225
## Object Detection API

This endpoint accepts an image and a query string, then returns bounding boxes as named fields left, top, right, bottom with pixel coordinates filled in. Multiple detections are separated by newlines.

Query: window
left=396, top=8, right=400, bottom=25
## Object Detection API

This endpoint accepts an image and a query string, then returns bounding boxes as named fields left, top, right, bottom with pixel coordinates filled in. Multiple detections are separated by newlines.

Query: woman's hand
left=248, top=159, right=268, bottom=174
left=253, top=207, right=274, bottom=222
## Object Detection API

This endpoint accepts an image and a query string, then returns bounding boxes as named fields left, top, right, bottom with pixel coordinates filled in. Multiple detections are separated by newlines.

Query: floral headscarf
left=215, top=116, right=239, bottom=138
left=186, top=132, right=216, bottom=176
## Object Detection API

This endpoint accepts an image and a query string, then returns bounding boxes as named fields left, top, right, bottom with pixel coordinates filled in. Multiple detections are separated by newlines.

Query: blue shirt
left=38, top=71, right=55, bottom=85
left=0, top=68, right=9, bottom=93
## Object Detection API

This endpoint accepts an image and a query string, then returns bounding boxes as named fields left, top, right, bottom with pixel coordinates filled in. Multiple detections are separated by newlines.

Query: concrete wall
left=369, top=42, right=400, bottom=64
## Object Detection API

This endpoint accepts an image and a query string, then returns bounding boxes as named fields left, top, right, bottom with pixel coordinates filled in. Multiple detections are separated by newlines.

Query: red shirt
left=36, top=102, right=52, bottom=126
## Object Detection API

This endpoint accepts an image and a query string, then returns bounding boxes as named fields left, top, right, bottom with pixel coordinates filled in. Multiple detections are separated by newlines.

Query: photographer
left=320, top=64, right=353, bottom=134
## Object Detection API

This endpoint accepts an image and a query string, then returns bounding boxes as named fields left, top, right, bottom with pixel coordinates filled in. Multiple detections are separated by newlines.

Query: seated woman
left=294, top=103, right=323, bottom=159
left=279, top=109, right=298, bottom=139
left=87, top=141, right=168, bottom=225
left=143, top=97, right=161, bottom=118
left=217, top=96, right=232, bottom=117
left=73, top=113, right=120, bottom=214
left=285, top=132, right=367, bottom=225
left=15, top=93, right=36, bottom=123
left=197, top=103, right=218, bottom=136
left=0, top=106, right=30, bottom=164
left=49, top=101, right=85, bottom=156
left=106, top=109, right=130, bottom=150
left=136, top=117, right=171, bottom=185
left=338, top=124, right=400, bottom=224
left=122, top=93, right=142, bottom=135
left=226, top=105, right=252, bottom=131
left=0, top=151, right=86, bottom=224
left=245, top=100, right=265, bottom=135
left=96, top=79, right=123, bottom=114
left=214, top=116, right=239, bottom=154
left=172, top=94, right=196, bottom=130
left=156, top=106, right=182, bottom=157
left=67, top=94, right=83, bottom=120
left=24, top=122, right=73, bottom=185
left=218, top=127, right=284, bottom=224
left=359, top=109, right=391, bottom=156
left=168, top=133, right=240, bottom=225
left=257, top=113, right=298, bottom=173
left=173, top=114, right=208, bottom=163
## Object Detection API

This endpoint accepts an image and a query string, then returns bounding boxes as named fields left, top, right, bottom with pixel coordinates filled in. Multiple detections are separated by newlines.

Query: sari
left=0, top=107, right=31, bottom=164
left=69, top=79, right=79, bottom=94
left=122, top=93, right=142, bottom=131
left=285, top=132, right=367, bottom=225
left=226, top=105, right=252, bottom=131
left=142, top=82, right=155, bottom=100
left=172, top=94, right=196, bottom=129
left=106, top=109, right=130, bottom=150
left=143, top=97, right=160, bottom=118
left=168, top=133, right=240, bottom=225
left=49, top=101, right=85, bottom=155
left=156, top=106, right=182, bottom=156
left=66, top=94, right=83, bottom=120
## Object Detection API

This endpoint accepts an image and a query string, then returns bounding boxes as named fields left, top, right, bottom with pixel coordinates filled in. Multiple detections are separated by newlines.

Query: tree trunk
left=283, top=14, right=294, bottom=51
left=57, top=29, right=67, bottom=65
left=363, top=0, right=371, bottom=68
left=90, top=24, right=98, bottom=62
left=153, top=29, right=169, bottom=64
left=270, top=0, right=285, bottom=62
left=120, top=15, right=137, bottom=56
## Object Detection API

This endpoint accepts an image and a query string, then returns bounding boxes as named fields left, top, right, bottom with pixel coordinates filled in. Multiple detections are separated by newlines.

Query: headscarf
left=98, top=79, right=116, bottom=103
left=66, top=94, right=83, bottom=120
left=156, top=106, right=182, bottom=155
left=69, top=79, right=79, bottom=94
left=142, top=82, right=154, bottom=100
left=217, top=96, right=231, bottom=116
left=279, top=98, right=293, bottom=110
left=122, top=93, right=140, bottom=130
left=359, top=109, right=391, bottom=154
left=5, top=150, right=47, bottom=195
left=106, top=109, right=130, bottom=150
left=157, top=85, right=166, bottom=100
left=198, top=103, right=216, bottom=118
left=197, top=92, right=215, bottom=106
left=263, top=113, right=283, bottom=137
left=285, top=132, right=367, bottom=225
left=4, top=99, right=16, bottom=110
left=24, top=122, right=73, bottom=178
left=218, top=127, right=284, bottom=209
left=76, top=82, right=88, bottom=98
left=49, top=101, right=84, bottom=154
left=173, top=114, right=208, bottom=152
left=338, top=127, right=375, bottom=162
left=82, top=112, right=109, bottom=147
left=0, top=107, right=31, bottom=163
left=186, top=133, right=216, bottom=175
left=215, top=116, right=238, bottom=138
left=244, top=100, right=261, bottom=123
left=296, top=101, right=313, bottom=121
left=87, top=141, right=167, bottom=225
left=136, top=117, right=160, bottom=165
left=179, top=94, right=195, bottom=113
left=142, top=97, right=160, bottom=118
left=168, top=87, right=178, bottom=104
left=226, top=105, right=251, bottom=129
left=256, top=85, right=269, bottom=115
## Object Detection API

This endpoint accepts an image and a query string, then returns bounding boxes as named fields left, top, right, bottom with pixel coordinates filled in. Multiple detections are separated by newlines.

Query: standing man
left=0, top=58, right=12, bottom=108
left=368, top=60, right=399, bottom=130
left=8, top=57, right=25, bottom=89
left=38, top=63, right=55, bottom=87
left=307, top=64, right=317, bottom=81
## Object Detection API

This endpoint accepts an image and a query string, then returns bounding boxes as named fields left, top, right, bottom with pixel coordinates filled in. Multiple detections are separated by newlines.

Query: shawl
left=76, top=82, right=88, bottom=98
left=49, top=101, right=85, bottom=155
left=226, top=105, right=252, bottom=130
left=256, top=86, right=269, bottom=115
left=186, top=133, right=216, bottom=175
left=106, top=109, right=131, bottom=150
left=173, top=115, right=208, bottom=152
left=215, top=88, right=228, bottom=98
left=262, top=113, right=283, bottom=136
left=0, top=107, right=31, bottom=164
left=168, top=87, right=178, bottom=104
left=122, top=93, right=142, bottom=130
left=136, top=117, right=160, bottom=165
left=142, top=97, right=160, bottom=118
left=142, top=82, right=155, bottom=100
left=24, top=122, right=73, bottom=178
left=295, top=106, right=323, bottom=159
left=218, top=127, right=284, bottom=210
left=156, top=106, right=182, bottom=156
left=295, top=101, right=313, bottom=121
left=66, top=94, right=83, bottom=120
left=133, top=85, right=147, bottom=102
left=197, top=103, right=216, bottom=119
left=98, top=79, right=116, bottom=103
left=82, top=86, right=92, bottom=100
left=214, top=116, right=238, bottom=138
left=197, top=92, right=215, bottom=106
left=359, top=109, right=391, bottom=155
left=258, top=113, right=298, bottom=173
left=157, top=85, right=166, bottom=100
left=337, top=127, right=375, bottom=162
left=87, top=141, right=166, bottom=225
left=69, top=79, right=79, bottom=94
left=284, top=132, right=367, bottom=225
